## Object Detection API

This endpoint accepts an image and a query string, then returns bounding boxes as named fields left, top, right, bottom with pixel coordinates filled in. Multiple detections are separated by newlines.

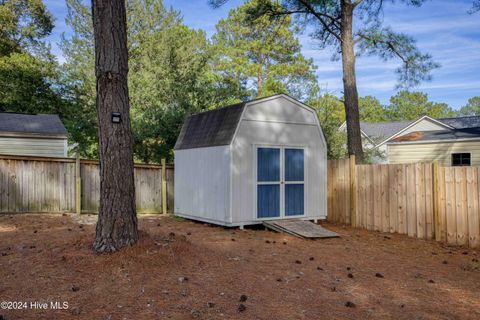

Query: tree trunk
left=340, top=0, right=364, bottom=163
left=92, top=0, right=138, bottom=253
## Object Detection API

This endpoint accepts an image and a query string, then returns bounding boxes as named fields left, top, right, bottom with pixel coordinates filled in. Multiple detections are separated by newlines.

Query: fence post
left=161, top=158, right=167, bottom=214
left=75, top=152, right=81, bottom=214
left=433, top=161, right=441, bottom=241
left=350, top=155, right=357, bottom=227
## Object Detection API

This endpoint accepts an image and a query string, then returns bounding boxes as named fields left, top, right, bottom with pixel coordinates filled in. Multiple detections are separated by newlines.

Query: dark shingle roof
left=0, top=113, right=67, bottom=136
left=360, top=120, right=414, bottom=143
left=438, top=116, right=480, bottom=129
left=390, top=127, right=480, bottom=143
left=174, top=102, right=246, bottom=150
left=359, top=116, right=480, bottom=144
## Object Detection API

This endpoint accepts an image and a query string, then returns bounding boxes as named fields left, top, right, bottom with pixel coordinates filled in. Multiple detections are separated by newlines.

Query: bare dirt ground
left=0, top=214, right=479, bottom=320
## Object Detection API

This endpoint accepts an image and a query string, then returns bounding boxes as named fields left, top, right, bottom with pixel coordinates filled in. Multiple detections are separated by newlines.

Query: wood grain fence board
left=340, top=158, right=348, bottom=224
left=438, top=166, right=447, bottom=242
left=360, top=165, right=367, bottom=229
left=327, top=160, right=333, bottom=220
left=345, top=158, right=351, bottom=224
left=372, top=165, right=381, bottom=231
left=405, top=164, right=415, bottom=237
left=338, top=159, right=346, bottom=223
left=366, top=165, right=374, bottom=230
left=466, top=167, right=479, bottom=247
left=415, top=164, right=425, bottom=239
left=356, top=165, right=364, bottom=228
left=397, top=165, right=406, bottom=234
left=334, top=160, right=340, bottom=223
left=380, top=165, right=389, bottom=233
left=474, top=167, right=480, bottom=248
left=444, top=167, right=457, bottom=245
left=388, top=165, right=398, bottom=233
left=333, top=159, right=339, bottom=223
left=454, top=167, right=467, bottom=245
left=329, top=160, right=336, bottom=222
left=362, top=165, right=368, bottom=229
left=425, top=163, right=434, bottom=239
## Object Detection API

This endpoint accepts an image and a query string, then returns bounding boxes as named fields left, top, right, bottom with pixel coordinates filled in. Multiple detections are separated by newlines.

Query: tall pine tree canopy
left=212, top=0, right=318, bottom=101
left=0, top=0, right=62, bottom=113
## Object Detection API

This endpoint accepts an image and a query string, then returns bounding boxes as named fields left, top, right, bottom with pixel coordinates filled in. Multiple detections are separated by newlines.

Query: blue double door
left=257, top=147, right=305, bottom=219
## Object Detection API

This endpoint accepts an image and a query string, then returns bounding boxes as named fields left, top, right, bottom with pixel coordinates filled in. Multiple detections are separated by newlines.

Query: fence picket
left=444, top=167, right=457, bottom=244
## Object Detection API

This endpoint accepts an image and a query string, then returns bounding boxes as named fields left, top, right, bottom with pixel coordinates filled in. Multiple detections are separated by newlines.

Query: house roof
left=359, top=120, right=414, bottom=143
left=174, top=101, right=246, bottom=150
left=355, top=115, right=480, bottom=145
left=0, top=113, right=67, bottom=137
left=438, top=116, right=480, bottom=129
left=389, top=127, right=480, bottom=143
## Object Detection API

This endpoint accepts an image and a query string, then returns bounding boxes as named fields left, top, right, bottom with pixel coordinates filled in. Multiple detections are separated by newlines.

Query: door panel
left=257, top=148, right=280, bottom=182
left=285, top=184, right=304, bottom=216
left=257, top=184, right=280, bottom=218
left=284, top=148, right=304, bottom=216
left=285, top=149, right=304, bottom=181
left=257, top=148, right=280, bottom=218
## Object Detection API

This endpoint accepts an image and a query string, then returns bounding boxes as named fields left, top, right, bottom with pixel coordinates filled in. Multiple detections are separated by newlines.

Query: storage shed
left=0, top=113, right=68, bottom=157
left=174, top=94, right=327, bottom=227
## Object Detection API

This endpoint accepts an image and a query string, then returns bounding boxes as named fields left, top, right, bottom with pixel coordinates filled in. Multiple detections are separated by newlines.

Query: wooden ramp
left=263, top=220, right=339, bottom=239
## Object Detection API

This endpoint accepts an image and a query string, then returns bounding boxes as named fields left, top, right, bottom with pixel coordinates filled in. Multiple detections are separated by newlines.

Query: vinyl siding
left=387, top=140, right=480, bottom=166
left=400, top=118, right=447, bottom=135
left=0, top=136, right=67, bottom=157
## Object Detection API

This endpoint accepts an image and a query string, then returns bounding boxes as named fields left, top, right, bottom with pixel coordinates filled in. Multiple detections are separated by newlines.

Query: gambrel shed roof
left=174, top=102, right=245, bottom=150
left=175, top=94, right=327, bottom=151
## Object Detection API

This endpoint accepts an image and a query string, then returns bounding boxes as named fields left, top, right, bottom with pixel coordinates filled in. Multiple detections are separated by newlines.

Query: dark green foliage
left=359, top=96, right=387, bottom=122
left=0, top=0, right=63, bottom=115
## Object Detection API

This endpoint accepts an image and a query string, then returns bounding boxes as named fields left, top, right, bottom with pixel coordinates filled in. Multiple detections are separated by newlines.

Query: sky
left=44, top=0, right=480, bottom=109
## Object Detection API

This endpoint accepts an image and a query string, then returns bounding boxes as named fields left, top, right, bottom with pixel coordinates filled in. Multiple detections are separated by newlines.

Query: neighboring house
left=0, top=113, right=68, bottom=157
left=174, top=94, right=327, bottom=227
left=339, top=115, right=480, bottom=166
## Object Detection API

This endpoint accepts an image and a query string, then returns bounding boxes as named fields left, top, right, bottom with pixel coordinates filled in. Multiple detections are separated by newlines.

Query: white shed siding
left=174, top=145, right=231, bottom=224
left=231, top=98, right=327, bottom=224
left=387, top=139, right=480, bottom=166
left=0, top=136, right=67, bottom=157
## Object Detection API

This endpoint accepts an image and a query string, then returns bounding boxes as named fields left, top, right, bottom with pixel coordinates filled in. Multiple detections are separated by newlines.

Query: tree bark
left=92, top=0, right=138, bottom=253
left=340, top=0, right=364, bottom=163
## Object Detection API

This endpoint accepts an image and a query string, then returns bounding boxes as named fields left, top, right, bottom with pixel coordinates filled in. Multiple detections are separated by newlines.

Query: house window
left=451, top=153, right=471, bottom=166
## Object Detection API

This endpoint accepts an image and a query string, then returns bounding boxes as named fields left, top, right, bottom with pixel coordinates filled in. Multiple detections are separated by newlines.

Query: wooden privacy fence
left=0, top=155, right=173, bottom=214
left=328, top=157, right=480, bottom=248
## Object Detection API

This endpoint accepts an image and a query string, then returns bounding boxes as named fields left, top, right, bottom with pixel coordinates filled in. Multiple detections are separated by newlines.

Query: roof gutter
left=0, top=132, right=68, bottom=139
left=387, top=137, right=480, bottom=145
